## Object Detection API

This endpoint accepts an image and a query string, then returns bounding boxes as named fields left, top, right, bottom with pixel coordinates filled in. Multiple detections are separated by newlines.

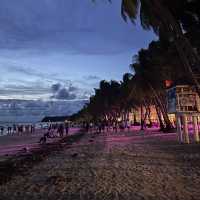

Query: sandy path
left=0, top=130, right=200, bottom=200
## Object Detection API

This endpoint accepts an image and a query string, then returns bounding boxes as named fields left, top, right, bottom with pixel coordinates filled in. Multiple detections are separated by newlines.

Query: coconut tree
left=130, top=40, right=182, bottom=131
left=123, top=69, right=155, bottom=130
left=119, top=73, right=137, bottom=122
left=102, top=0, right=200, bottom=91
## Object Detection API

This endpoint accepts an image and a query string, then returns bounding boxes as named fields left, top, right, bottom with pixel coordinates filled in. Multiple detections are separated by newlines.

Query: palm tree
left=130, top=40, right=181, bottom=131
left=108, top=0, right=200, bottom=91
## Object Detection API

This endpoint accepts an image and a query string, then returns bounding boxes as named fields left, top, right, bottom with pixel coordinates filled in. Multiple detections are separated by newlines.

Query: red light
left=165, top=80, right=173, bottom=88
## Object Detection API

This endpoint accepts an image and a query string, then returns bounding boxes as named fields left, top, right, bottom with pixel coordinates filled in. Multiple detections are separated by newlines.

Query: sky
left=0, top=0, right=156, bottom=101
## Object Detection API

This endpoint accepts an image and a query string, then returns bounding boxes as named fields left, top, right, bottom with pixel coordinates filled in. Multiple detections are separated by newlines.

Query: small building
left=167, top=84, right=200, bottom=144
left=167, top=85, right=200, bottom=114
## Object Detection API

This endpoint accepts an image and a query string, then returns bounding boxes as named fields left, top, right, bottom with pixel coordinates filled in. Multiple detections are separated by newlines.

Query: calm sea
left=0, top=121, right=48, bottom=136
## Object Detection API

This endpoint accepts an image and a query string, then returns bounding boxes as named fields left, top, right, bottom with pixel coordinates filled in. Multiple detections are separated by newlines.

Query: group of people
left=47, top=123, right=70, bottom=137
left=39, top=122, right=70, bottom=144
left=0, top=124, right=35, bottom=136
left=83, top=120, right=131, bottom=134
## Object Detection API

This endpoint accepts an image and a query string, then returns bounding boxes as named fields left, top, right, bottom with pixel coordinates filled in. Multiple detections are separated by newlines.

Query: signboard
left=179, top=94, right=196, bottom=107
left=167, top=85, right=200, bottom=113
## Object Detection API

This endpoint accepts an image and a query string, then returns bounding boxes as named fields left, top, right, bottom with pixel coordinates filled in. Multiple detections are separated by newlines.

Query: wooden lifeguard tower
left=167, top=85, right=200, bottom=144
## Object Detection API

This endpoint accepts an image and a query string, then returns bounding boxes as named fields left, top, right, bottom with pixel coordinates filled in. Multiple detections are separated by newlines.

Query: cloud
left=51, top=83, right=62, bottom=93
left=0, top=0, right=155, bottom=55
left=50, top=83, right=78, bottom=100
left=3, top=63, right=71, bottom=83
left=68, top=85, right=79, bottom=92
left=84, top=75, right=101, bottom=81
left=0, top=81, right=50, bottom=98
left=52, top=88, right=76, bottom=100
left=0, top=0, right=156, bottom=102
left=0, top=66, right=93, bottom=100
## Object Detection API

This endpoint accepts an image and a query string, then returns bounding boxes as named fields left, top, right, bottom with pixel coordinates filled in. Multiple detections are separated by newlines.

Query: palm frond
left=121, top=0, right=139, bottom=23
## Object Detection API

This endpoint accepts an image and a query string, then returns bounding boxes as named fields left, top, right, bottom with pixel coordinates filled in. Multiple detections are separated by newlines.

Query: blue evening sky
left=0, top=0, right=156, bottom=100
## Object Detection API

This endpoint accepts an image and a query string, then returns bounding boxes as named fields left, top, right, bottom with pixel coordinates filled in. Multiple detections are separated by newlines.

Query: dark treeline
left=71, top=0, right=200, bottom=132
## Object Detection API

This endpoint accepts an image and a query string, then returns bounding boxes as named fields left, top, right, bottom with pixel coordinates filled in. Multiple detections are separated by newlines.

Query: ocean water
left=0, top=99, right=87, bottom=124
left=0, top=122, right=48, bottom=136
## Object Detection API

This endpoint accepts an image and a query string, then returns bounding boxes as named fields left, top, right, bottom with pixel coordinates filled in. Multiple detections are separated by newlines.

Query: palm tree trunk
left=154, top=102, right=165, bottom=131
left=147, top=105, right=152, bottom=127
left=140, top=104, right=147, bottom=130
left=148, top=82, right=174, bottom=130
left=140, top=101, right=149, bottom=130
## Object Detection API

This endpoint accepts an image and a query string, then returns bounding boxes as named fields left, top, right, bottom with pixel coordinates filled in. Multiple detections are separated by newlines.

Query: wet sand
left=0, top=130, right=200, bottom=200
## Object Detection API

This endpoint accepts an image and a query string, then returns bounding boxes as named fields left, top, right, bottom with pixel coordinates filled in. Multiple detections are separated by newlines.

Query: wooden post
left=176, top=115, right=183, bottom=142
left=193, top=116, right=200, bottom=143
left=183, top=114, right=190, bottom=144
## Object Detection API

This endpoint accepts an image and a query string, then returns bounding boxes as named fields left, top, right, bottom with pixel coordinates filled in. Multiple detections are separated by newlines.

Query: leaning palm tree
left=105, top=0, right=200, bottom=90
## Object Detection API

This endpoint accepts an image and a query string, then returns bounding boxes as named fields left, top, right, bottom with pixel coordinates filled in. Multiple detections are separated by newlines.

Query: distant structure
left=166, top=79, right=200, bottom=144
left=41, top=116, right=70, bottom=123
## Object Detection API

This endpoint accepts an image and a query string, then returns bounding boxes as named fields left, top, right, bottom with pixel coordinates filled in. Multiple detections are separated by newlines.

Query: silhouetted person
left=39, top=134, right=47, bottom=144
left=31, top=125, right=35, bottom=133
left=98, top=122, right=102, bottom=134
left=7, top=126, right=12, bottom=135
left=58, top=124, right=64, bottom=137
left=0, top=126, right=4, bottom=135
left=85, top=122, right=90, bottom=133
left=65, top=123, right=69, bottom=135
left=13, top=124, right=17, bottom=135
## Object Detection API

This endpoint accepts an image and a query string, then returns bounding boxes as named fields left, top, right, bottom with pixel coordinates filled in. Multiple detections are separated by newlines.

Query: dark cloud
left=54, top=88, right=76, bottom=100
left=51, top=83, right=62, bottom=93
left=0, top=0, right=155, bottom=54
left=51, top=83, right=78, bottom=100
left=51, top=88, right=76, bottom=100
left=68, top=85, right=79, bottom=92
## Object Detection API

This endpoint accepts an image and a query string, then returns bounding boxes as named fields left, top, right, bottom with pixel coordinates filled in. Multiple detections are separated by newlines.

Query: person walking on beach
left=7, top=126, right=12, bottom=135
left=85, top=122, right=90, bottom=133
left=126, top=121, right=131, bottom=132
left=97, top=122, right=102, bottom=134
left=13, top=124, right=17, bottom=135
left=31, top=125, right=35, bottom=133
left=65, top=122, right=69, bottom=136
left=18, top=125, right=23, bottom=136
left=0, top=126, right=4, bottom=135
left=58, top=124, right=64, bottom=137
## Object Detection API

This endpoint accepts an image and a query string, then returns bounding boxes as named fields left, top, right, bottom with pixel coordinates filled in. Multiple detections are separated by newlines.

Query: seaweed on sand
left=0, top=132, right=84, bottom=185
